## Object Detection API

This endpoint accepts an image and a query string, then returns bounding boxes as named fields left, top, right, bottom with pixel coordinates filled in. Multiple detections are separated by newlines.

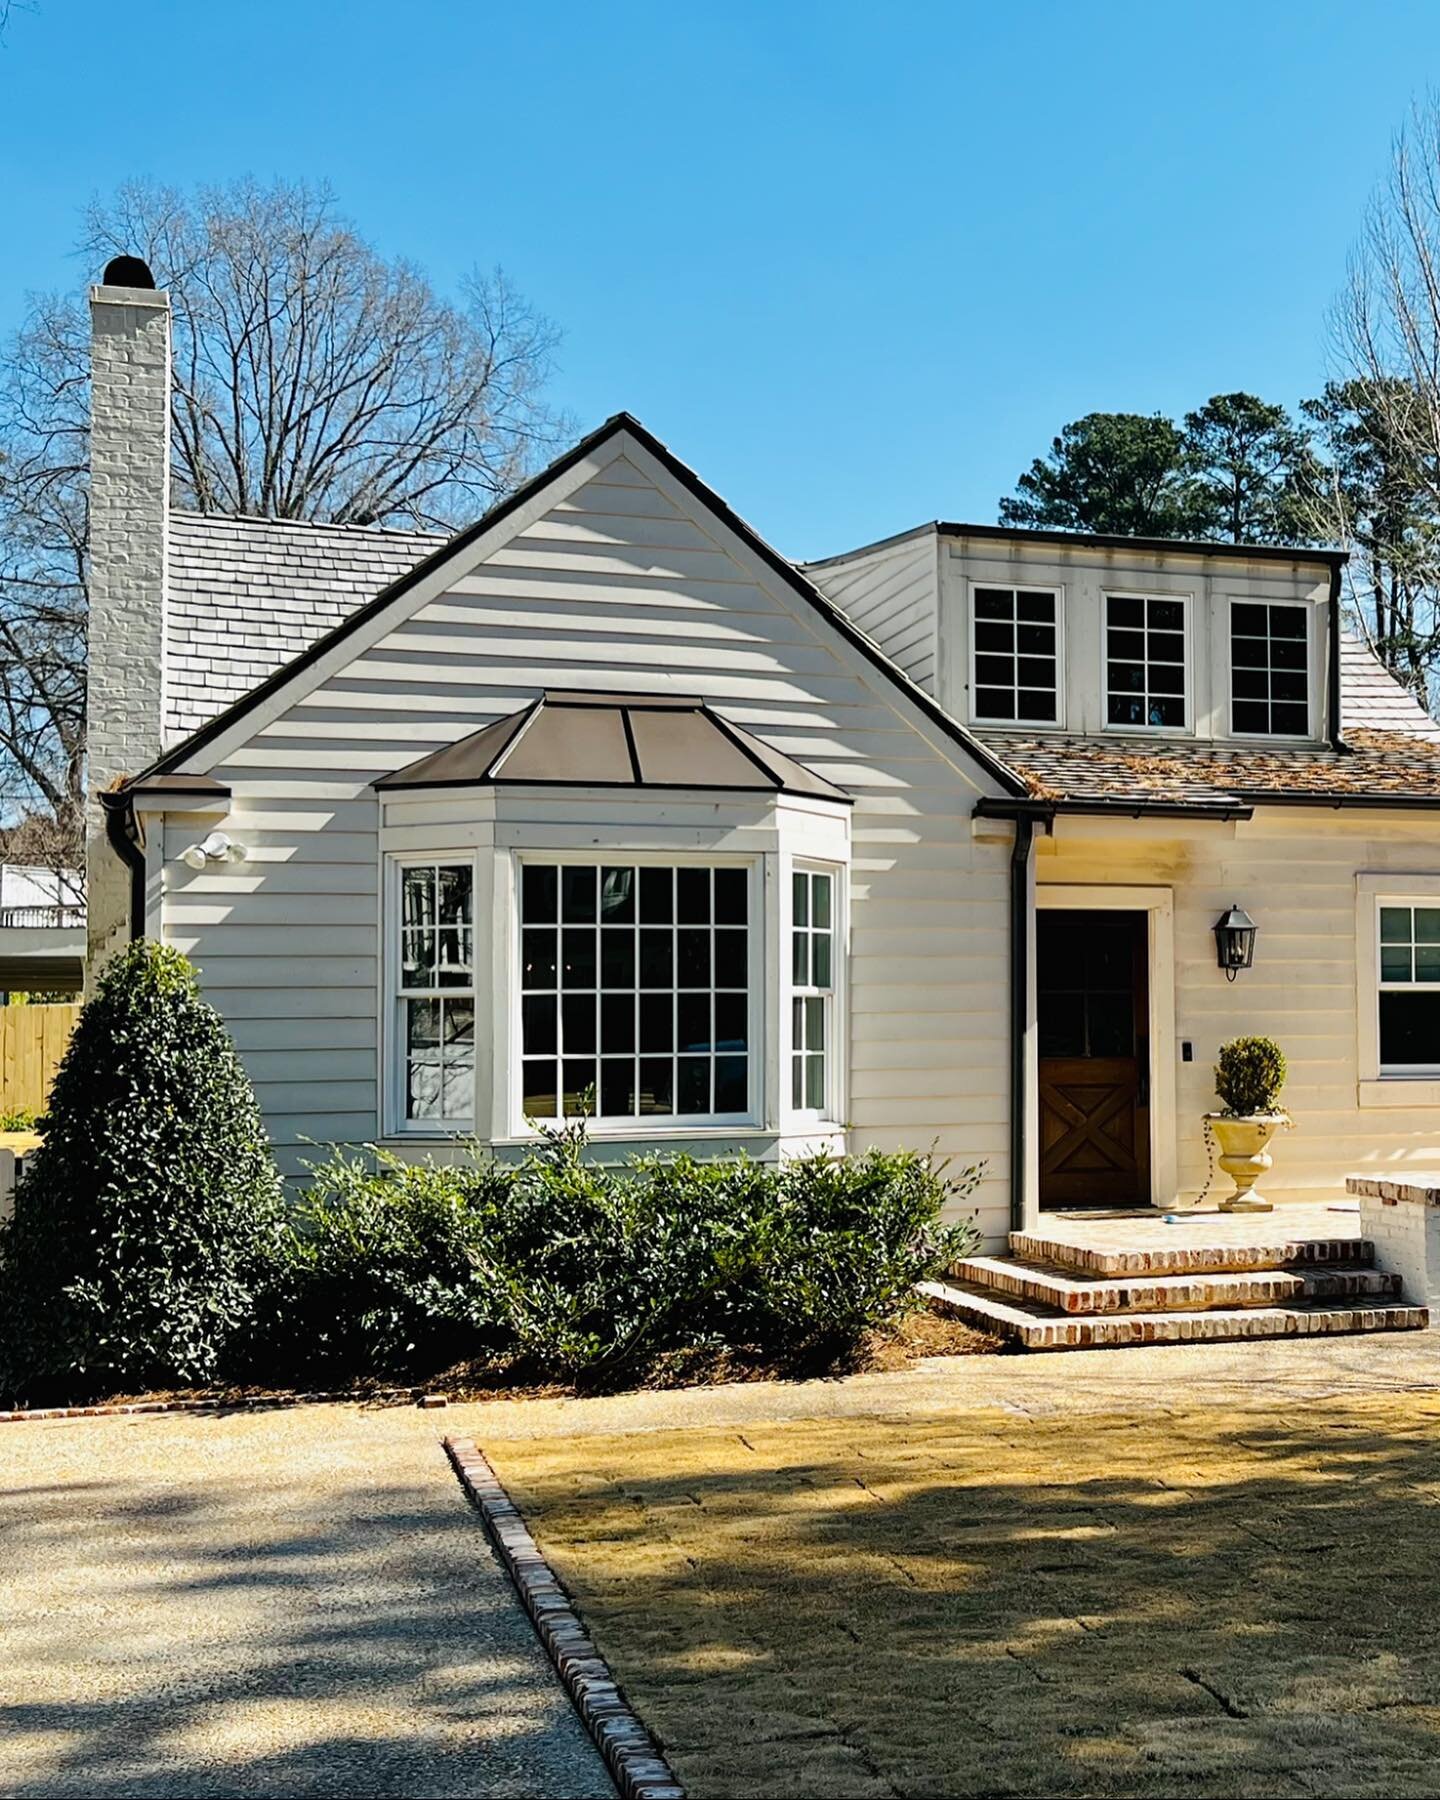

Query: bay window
left=791, top=867, right=835, bottom=1115
left=394, top=860, right=476, bottom=1126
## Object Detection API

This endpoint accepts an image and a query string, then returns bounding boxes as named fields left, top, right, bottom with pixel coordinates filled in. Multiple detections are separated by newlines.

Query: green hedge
left=242, top=1124, right=983, bottom=1386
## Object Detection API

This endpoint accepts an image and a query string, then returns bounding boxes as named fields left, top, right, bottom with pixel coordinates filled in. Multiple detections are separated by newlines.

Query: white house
left=83, top=263, right=1440, bottom=1336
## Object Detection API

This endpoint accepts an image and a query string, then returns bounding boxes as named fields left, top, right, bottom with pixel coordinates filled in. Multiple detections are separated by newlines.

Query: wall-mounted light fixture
left=179, top=831, right=246, bottom=871
left=1213, top=904, right=1257, bottom=981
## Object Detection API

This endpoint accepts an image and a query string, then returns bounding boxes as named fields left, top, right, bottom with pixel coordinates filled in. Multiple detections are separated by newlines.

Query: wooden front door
left=1037, top=910, right=1150, bottom=1209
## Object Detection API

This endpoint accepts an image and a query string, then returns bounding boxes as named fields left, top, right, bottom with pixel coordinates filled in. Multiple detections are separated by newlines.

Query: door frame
left=1027, top=885, right=1176, bottom=1227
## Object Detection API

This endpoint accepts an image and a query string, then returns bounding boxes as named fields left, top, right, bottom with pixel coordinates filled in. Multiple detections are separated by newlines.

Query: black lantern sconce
left=1214, top=904, right=1257, bottom=981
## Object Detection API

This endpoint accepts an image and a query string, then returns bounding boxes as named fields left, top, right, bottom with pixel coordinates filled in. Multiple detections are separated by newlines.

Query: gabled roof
left=130, top=413, right=1028, bottom=797
left=166, top=511, right=445, bottom=741
left=376, top=690, right=852, bottom=802
left=805, top=519, right=1348, bottom=571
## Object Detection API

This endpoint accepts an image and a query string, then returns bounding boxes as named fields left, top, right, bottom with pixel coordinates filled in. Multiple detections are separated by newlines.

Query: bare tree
left=0, top=177, right=567, bottom=842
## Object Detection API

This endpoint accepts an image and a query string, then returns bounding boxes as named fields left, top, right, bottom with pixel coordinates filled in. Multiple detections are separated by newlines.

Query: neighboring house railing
left=0, top=905, right=86, bottom=929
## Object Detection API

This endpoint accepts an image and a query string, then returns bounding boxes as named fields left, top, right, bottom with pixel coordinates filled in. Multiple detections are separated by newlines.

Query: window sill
left=1359, top=1079, right=1440, bottom=1108
left=492, top=1123, right=771, bottom=1147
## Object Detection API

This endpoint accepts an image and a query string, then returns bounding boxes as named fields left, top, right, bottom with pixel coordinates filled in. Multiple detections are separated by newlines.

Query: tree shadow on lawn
left=0, top=1444, right=610, bottom=1800
left=489, top=1396, right=1440, bottom=1799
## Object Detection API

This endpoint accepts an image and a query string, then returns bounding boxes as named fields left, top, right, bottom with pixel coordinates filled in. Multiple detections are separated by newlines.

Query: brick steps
left=922, top=1278, right=1429, bottom=1351
left=1008, top=1227, right=1373, bottom=1279
left=953, top=1254, right=1401, bottom=1317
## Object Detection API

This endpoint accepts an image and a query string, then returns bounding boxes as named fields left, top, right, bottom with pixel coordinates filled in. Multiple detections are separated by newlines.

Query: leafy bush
left=0, top=942, right=285, bottom=1402
left=248, top=1126, right=982, bottom=1386
left=1214, top=1035, right=1288, bottom=1116
left=0, top=1107, right=37, bottom=1132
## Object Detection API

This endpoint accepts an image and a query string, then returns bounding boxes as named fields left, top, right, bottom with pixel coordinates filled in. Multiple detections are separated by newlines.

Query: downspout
left=99, top=789, right=146, bottom=942
left=1009, top=815, right=1036, bottom=1233
left=1327, top=561, right=1348, bottom=754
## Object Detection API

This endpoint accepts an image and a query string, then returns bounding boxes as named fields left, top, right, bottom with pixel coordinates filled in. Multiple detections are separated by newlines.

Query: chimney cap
left=100, top=255, right=156, bottom=290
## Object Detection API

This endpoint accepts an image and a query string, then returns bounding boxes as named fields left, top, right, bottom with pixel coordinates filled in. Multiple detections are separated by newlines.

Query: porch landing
left=927, top=1202, right=1431, bottom=1350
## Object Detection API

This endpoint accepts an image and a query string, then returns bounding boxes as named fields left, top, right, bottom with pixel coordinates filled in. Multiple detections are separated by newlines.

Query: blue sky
left=0, top=0, right=1436, bottom=558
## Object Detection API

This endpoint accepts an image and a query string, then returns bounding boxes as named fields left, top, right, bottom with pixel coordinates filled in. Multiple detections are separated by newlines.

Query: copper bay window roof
left=374, top=690, right=852, bottom=803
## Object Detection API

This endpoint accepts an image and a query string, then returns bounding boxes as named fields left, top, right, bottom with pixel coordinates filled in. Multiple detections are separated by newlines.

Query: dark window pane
left=1017, top=622, right=1055, bottom=655
left=639, top=928, right=672, bottom=988
left=522, top=928, right=556, bottom=989
left=521, top=1060, right=558, bottom=1118
left=562, top=1060, right=596, bottom=1118
left=1233, top=667, right=1268, bottom=700
left=975, top=687, right=1016, bottom=719
left=974, top=587, right=1014, bottom=619
left=677, top=867, right=711, bottom=923
left=714, top=867, right=748, bottom=925
left=1380, top=992, right=1440, bottom=1067
left=1149, top=631, right=1185, bottom=665
left=793, top=871, right=809, bottom=926
left=639, top=1057, right=674, bottom=1114
left=1150, top=660, right=1185, bottom=695
left=1381, top=907, right=1412, bottom=943
left=1233, top=700, right=1269, bottom=734
left=1039, top=992, right=1086, bottom=1058
left=677, top=992, right=712, bottom=1053
left=1110, top=662, right=1147, bottom=694
left=1381, top=944, right=1412, bottom=982
left=974, top=620, right=1014, bottom=653
left=1272, top=670, right=1307, bottom=702
left=640, top=866, right=672, bottom=923
left=435, top=926, right=472, bottom=988
left=438, top=866, right=472, bottom=925
left=403, top=865, right=436, bottom=929
left=562, top=992, right=596, bottom=1054
left=1087, top=993, right=1133, bottom=1057
left=1273, top=636, right=1307, bottom=670
left=522, top=994, right=556, bottom=1056
left=1416, top=909, right=1440, bottom=943
left=1108, top=628, right=1145, bottom=662
left=599, top=866, right=635, bottom=922
left=522, top=863, right=557, bottom=923
left=1017, top=688, right=1055, bottom=720
left=976, top=654, right=1015, bottom=687
left=812, top=932, right=833, bottom=988
left=715, top=991, right=748, bottom=1052
left=812, top=877, right=832, bottom=929
left=1108, top=596, right=1144, bottom=629
left=1273, top=608, right=1307, bottom=637
left=715, top=1056, right=748, bottom=1113
left=561, top=928, right=596, bottom=988
left=601, top=992, right=635, bottom=1053
left=600, top=1058, right=636, bottom=1117
left=1108, top=693, right=1147, bottom=727
left=403, top=928, right=435, bottom=988
left=1232, top=603, right=1269, bottom=636
left=677, top=1056, right=710, bottom=1114
left=601, top=930, right=636, bottom=989
left=678, top=927, right=710, bottom=986
left=1272, top=702, right=1309, bottom=734
left=1232, top=635, right=1270, bottom=668
left=562, top=865, right=596, bottom=922
left=1017, top=656, right=1055, bottom=690
left=640, top=992, right=673, bottom=1052
left=1150, top=695, right=1185, bottom=728
left=715, top=929, right=748, bottom=989
left=1149, top=599, right=1184, bottom=633
left=1017, top=591, right=1055, bottom=622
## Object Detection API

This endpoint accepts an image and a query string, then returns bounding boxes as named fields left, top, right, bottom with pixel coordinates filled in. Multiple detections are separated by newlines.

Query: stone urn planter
left=1205, top=1036, right=1291, bottom=1214
left=1203, top=1112, right=1287, bottom=1213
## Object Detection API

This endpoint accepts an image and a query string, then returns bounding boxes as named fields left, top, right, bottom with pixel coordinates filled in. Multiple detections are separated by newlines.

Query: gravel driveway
left=0, top=1404, right=613, bottom=1799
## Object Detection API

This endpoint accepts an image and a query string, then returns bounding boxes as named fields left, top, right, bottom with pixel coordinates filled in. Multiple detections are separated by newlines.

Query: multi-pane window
left=397, top=862, right=475, bottom=1123
left=520, top=863, right=751, bottom=1123
left=972, top=587, right=1060, bottom=723
left=1232, top=603, right=1309, bottom=736
left=1378, top=904, right=1440, bottom=1071
left=1105, top=594, right=1186, bottom=729
left=791, top=869, right=834, bottom=1113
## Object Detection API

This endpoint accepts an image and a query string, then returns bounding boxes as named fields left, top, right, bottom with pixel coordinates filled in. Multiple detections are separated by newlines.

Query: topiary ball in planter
left=1206, top=1035, right=1290, bottom=1214
left=0, top=940, right=285, bottom=1402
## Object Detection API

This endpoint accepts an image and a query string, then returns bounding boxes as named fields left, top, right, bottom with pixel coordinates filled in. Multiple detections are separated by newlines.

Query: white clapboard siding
left=805, top=529, right=940, bottom=693
left=166, top=445, right=1015, bottom=1231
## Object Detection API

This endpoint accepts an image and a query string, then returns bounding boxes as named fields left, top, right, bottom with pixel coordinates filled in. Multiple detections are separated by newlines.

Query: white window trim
left=382, top=851, right=479, bottom=1137
left=1101, top=589, right=1193, bottom=736
left=1356, top=875, right=1440, bottom=1105
left=968, top=580, right=1066, bottom=730
left=788, top=862, right=843, bottom=1127
left=508, top=850, right=764, bottom=1138
left=1226, top=595, right=1314, bottom=743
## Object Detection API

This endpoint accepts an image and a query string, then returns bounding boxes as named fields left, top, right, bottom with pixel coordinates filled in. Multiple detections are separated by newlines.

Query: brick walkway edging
left=444, top=1435, right=684, bottom=1800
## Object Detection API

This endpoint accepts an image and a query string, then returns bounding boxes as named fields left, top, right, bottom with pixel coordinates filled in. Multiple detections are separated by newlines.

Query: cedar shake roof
left=376, top=690, right=852, bottom=803
left=164, top=511, right=446, bottom=741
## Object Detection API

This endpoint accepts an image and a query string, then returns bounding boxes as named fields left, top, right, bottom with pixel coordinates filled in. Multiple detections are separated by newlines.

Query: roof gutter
left=99, top=789, right=146, bottom=942
left=1009, top=814, right=1035, bottom=1234
left=975, top=795, right=1255, bottom=824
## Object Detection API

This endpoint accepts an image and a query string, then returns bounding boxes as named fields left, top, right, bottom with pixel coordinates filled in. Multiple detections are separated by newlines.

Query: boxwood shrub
left=0, top=942, right=285, bottom=1402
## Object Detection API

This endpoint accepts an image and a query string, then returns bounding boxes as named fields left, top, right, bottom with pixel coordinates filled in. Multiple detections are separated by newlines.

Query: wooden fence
left=0, top=1003, right=80, bottom=1118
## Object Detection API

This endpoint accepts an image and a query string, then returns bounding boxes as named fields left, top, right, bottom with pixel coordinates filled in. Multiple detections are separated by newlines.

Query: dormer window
left=972, top=586, right=1061, bottom=724
left=1231, top=602, right=1309, bottom=737
left=1106, top=594, right=1187, bottom=730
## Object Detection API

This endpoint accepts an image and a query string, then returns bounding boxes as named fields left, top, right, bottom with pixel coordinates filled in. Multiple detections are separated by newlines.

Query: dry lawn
left=487, top=1393, right=1440, bottom=1798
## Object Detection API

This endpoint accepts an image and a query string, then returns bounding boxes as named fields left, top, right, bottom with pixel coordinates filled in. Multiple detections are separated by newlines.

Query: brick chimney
left=86, top=258, right=171, bottom=971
